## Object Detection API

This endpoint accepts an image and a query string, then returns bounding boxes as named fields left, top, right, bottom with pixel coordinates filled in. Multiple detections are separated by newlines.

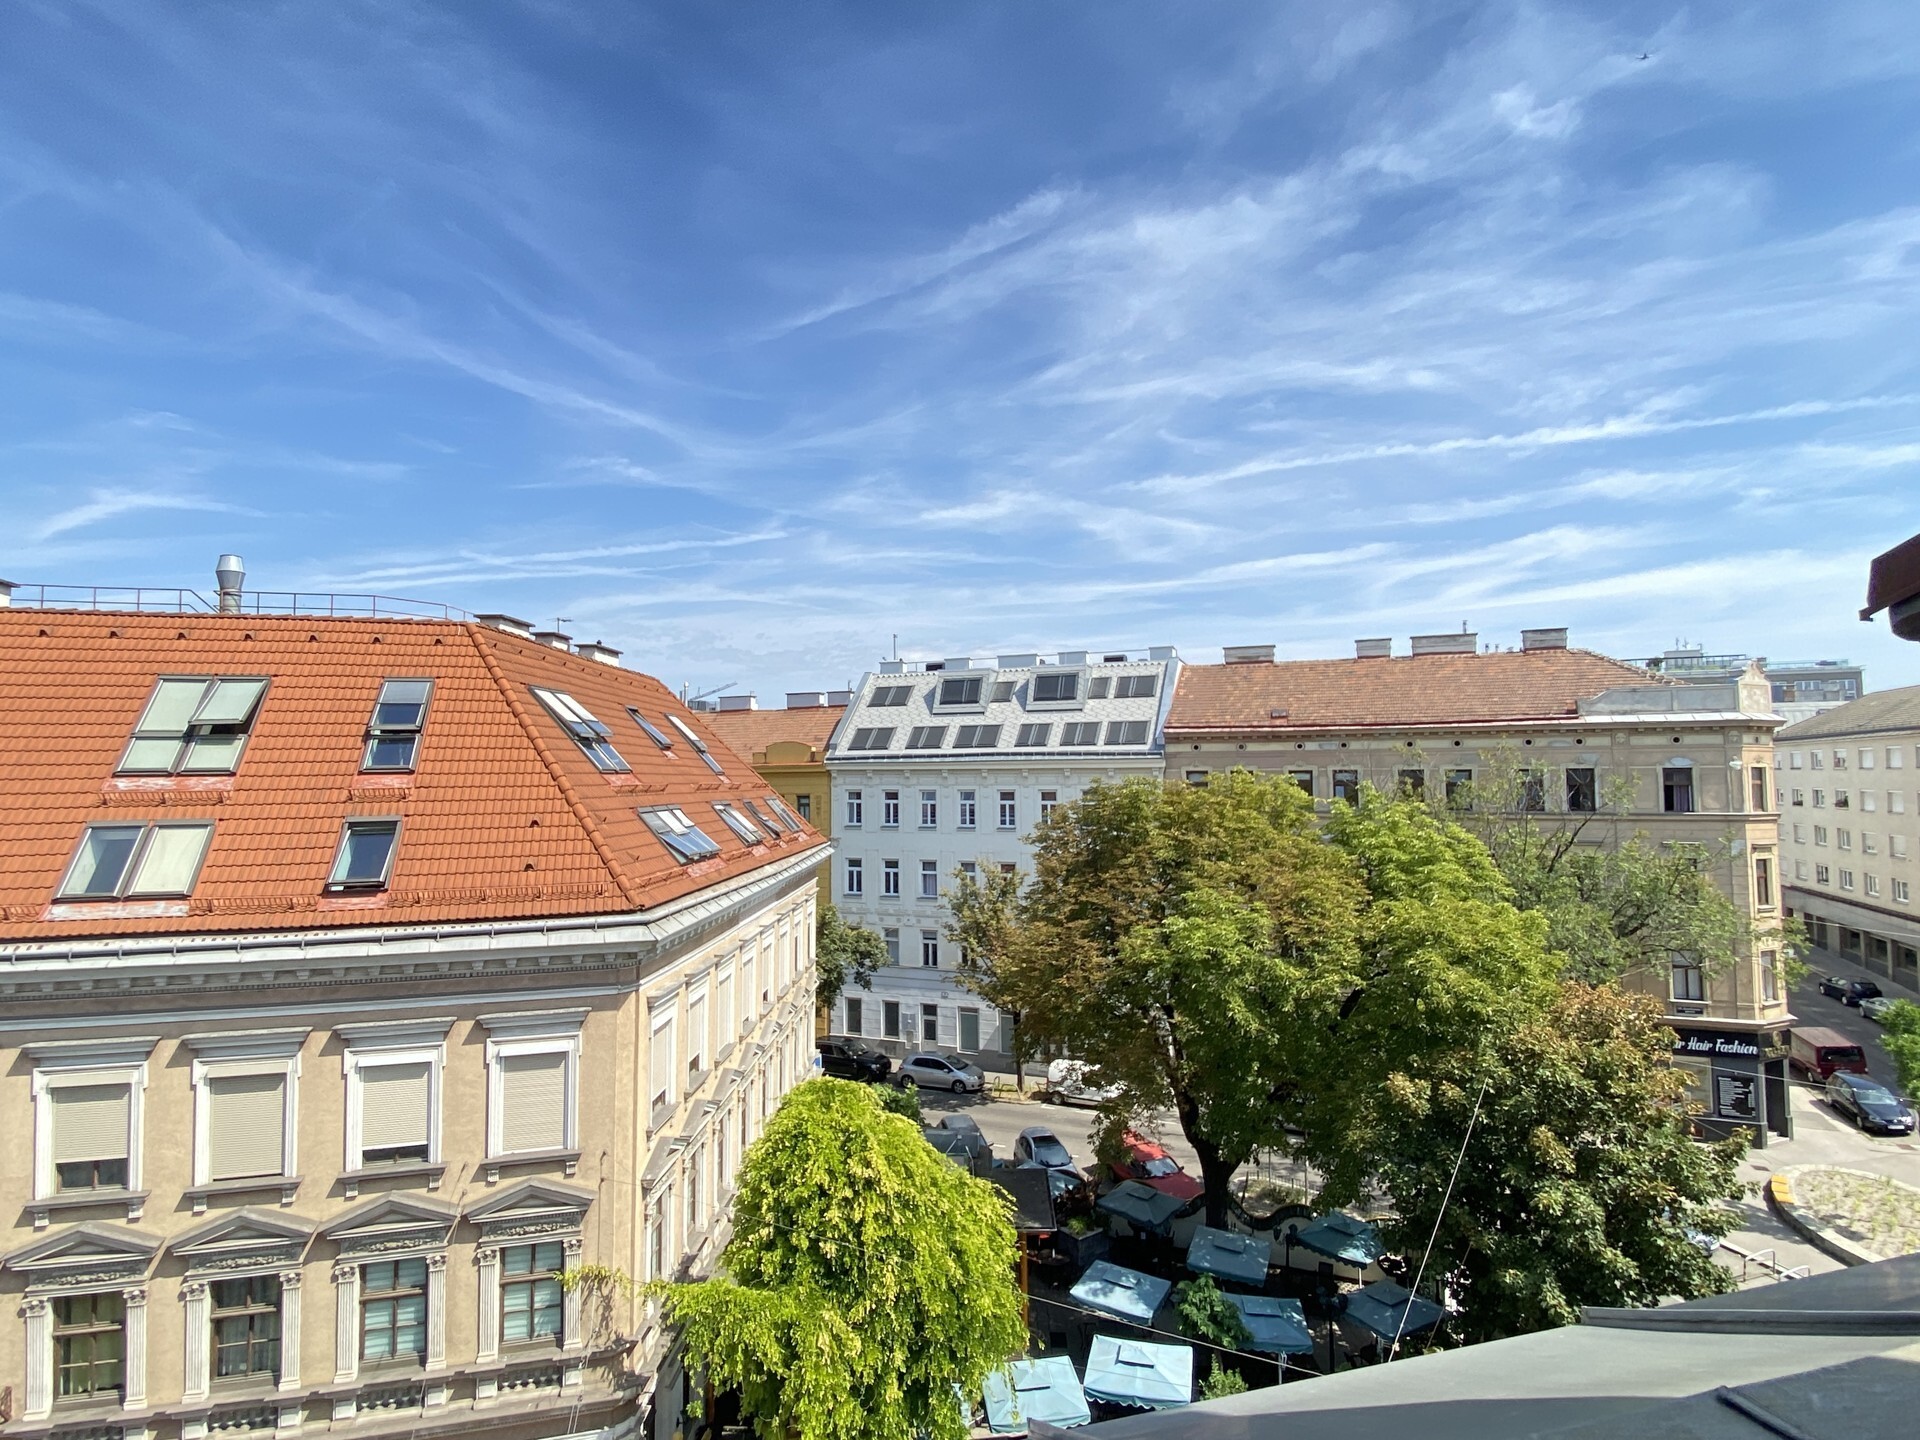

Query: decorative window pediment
left=321, top=1193, right=457, bottom=1260
left=169, top=1206, right=315, bottom=1276
left=1, top=1220, right=161, bottom=1290
left=463, top=1178, right=593, bottom=1243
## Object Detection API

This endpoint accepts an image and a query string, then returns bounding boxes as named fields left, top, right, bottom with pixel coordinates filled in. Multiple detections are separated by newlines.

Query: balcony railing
left=2, top=583, right=467, bottom=621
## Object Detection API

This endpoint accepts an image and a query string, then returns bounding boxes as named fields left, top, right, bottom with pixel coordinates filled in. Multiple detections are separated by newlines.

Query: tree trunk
left=1174, top=1087, right=1235, bottom=1229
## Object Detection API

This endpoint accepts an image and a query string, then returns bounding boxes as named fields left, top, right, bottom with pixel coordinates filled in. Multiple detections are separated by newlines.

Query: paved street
left=916, top=1084, right=1204, bottom=1181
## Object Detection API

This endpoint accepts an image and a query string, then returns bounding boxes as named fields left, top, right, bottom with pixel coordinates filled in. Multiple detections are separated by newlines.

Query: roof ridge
left=465, top=623, right=647, bottom=911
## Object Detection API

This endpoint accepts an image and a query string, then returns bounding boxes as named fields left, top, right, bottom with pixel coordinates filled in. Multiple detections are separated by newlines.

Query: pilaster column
left=473, top=1248, right=501, bottom=1364
left=561, top=1237, right=585, bottom=1351
left=21, top=1296, right=52, bottom=1421
left=123, top=1286, right=149, bottom=1409
left=424, top=1253, right=447, bottom=1370
left=181, top=1280, right=211, bottom=1403
left=331, top=1264, right=360, bottom=1384
left=277, top=1271, right=303, bottom=1391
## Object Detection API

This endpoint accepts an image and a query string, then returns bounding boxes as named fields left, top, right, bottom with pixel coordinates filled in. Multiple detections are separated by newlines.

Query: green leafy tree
left=816, top=900, right=889, bottom=1014
left=1368, top=982, right=1744, bottom=1343
left=656, top=1078, right=1025, bottom=1440
left=1171, top=1274, right=1250, bottom=1350
left=874, top=1080, right=922, bottom=1123
left=944, top=863, right=1036, bottom=1089
left=1881, top=1000, right=1920, bottom=1098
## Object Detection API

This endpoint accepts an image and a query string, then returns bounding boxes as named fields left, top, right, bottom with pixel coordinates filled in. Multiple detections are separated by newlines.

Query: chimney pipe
left=0, top=579, right=15, bottom=608
left=215, top=554, right=245, bottom=614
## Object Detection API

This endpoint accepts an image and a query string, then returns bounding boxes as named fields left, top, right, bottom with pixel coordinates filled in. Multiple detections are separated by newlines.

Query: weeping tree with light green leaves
left=653, top=1077, right=1025, bottom=1440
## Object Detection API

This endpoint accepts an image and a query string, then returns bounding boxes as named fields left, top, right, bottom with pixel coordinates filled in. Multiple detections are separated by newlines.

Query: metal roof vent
left=1355, top=638, right=1392, bottom=659
left=215, top=554, right=245, bottom=614
left=1223, top=644, right=1276, bottom=664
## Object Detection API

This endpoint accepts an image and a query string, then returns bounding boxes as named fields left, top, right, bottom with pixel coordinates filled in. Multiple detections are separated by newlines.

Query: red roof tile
left=0, top=612, right=825, bottom=942
left=1167, top=649, right=1668, bottom=735
left=702, top=705, right=845, bottom=762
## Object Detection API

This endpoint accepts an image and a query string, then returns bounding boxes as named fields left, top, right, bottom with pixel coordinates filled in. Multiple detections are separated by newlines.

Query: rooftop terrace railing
left=0, top=583, right=468, bottom=621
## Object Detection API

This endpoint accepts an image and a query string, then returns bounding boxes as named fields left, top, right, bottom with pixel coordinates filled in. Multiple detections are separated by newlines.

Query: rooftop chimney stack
left=215, top=554, right=245, bottom=614
left=573, top=641, right=623, bottom=666
left=1354, top=638, right=1391, bottom=659
left=1223, top=644, right=1276, bottom=664
left=1409, top=632, right=1477, bottom=656
left=1520, top=627, right=1569, bottom=652
left=785, top=691, right=827, bottom=709
left=531, top=630, right=573, bottom=650
left=717, top=694, right=758, bottom=711
left=0, top=579, right=15, bottom=608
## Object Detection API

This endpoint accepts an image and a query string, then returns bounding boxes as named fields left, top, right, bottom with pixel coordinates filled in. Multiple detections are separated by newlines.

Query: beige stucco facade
left=0, top=852, right=821, bottom=1440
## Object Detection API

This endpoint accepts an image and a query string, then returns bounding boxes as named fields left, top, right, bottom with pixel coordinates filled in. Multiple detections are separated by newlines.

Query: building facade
left=1777, top=687, right=1920, bottom=995
left=1166, top=628, right=1792, bottom=1145
left=0, top=599, right=826, bottom=1440
left=703, top=692, right=849, bottom=910
left=821, top=648, right=1179, bottom=1064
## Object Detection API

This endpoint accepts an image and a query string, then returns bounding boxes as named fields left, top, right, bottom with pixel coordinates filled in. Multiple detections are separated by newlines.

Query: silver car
left=899, top=1052, right=987, bottom=1093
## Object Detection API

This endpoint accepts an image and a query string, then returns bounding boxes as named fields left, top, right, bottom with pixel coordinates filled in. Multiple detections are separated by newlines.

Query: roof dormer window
left=642, top=807, right=722, bottom=864
left=117, top=676, right=269, bottom=775
left=530, top=688, right=630, bottom=773
left=906, top=726, right=948, bottom=749
left=871, top=685, right=913, bottom=707
left=1029, top=671, right=1083, bottom=707
left=362, top=679, right=433, bottom=771
left=1115, top=674, right=1158, bottom=699
left=935, top=675, right=985, bottom=708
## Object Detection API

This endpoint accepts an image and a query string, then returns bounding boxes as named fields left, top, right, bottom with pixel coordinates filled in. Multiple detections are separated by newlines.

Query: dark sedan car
left=816, top=1038, right=892, bottom=1083
left=1826, top=1072, right=1917, bottom=1136
left=1818, top=974, right=1884, bottom=1007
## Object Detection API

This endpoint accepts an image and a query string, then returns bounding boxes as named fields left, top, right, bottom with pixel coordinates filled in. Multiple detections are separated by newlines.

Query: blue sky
left=4, top=1, right=1919, bottom=697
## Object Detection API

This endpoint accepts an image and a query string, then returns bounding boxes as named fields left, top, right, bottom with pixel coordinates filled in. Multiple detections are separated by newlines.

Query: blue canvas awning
left=1225, top=1293, right=1313, bottom=1354
left=1082, top=1335, right=1193, bottom=1410
left=981, top=1355, right=1092, bottom=1433
left=1095, top=1181, right=1184, bottom=1234
left=1291, top=1211, right=1383, bottom=1267
left=1070, top=1260, right=1171, bottom=1325
left=1342, top=1279, right=1446, bottom=1342
left=1185, top=1225, right=1272, bottom=1287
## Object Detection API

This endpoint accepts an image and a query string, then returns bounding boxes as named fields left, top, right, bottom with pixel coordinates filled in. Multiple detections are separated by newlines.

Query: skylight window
left=936, top=676, right=984, bottom=707
left=1031, top=672, right=1079, bottom=704
left=953, top=725, right=1002, bottom=748
left=906, top=726, right=948, bottom=749
left=990, top=680, right=1016, bottom=703
left=1105, top=720, right=1150, bottom=745
left=626, top=707, right=675, bottom=752
left=713, top=802, right=768, bottom=846
left=362, top=679, right=433, bottom=772
left=666, top=713, right=725, bottom=775
left=1061, top=722, right=1101, bottom=745
left=745, top=797, right=785, bottom=834
left=766, top=796, right=802, bottom=830
left=530, top=688, right=630, bottom=773
left=849, top=728, right=895, bottom=752
left=1015, top=723, right=1051, bottom=747
left=118, top=676, right=269, bottom=775
left=871, top=685, right=912, bottom=707
left=327, top=819, right=399, bottom=890
left=1115, top=674, right=1158, bottom=699
left=1087, top=677, right=1113, bottom=699
left=642, top=807, right=723, bottom=864
left=58, top=822, right=214, bottom=899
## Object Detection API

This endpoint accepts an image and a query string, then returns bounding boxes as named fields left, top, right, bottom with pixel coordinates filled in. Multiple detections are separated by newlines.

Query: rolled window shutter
left=500, top=1052, right=568, bottom=1153
left=209, top=1073, right=286, bottom=1179
left=359, top=1062, right=431, bottom=1150
left=52, top=1084, right=131, bottom=1163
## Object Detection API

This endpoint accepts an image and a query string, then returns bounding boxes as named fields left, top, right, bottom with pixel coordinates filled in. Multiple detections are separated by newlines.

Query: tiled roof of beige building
left=1167, top=649, right=1666, bottom=734
left=704, top=704, right=845, bottom=760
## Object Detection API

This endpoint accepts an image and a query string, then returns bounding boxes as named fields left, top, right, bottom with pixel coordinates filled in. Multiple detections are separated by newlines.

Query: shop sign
left=1672, top=1029, right=1761, bottom=1060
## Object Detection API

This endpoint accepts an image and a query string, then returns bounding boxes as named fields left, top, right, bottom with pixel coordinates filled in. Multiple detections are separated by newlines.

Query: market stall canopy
left=1082, top=1336, right=1194, bottom=1410
left=1071, top=1260, right=1172, bottom=1325
left=981, top=1355, right=1092, bottom=1433
left=988, top=1167, right=1057, bottom=1233
left=1186, top=1225, right=1272, bottom=1287
left=1343, top=1278, right=1446, bottom=1341
left=1292, top=1211, right=1383, bottom=1267
left=1224, top=1293, right=1313, bottom=1355
left=1096, top=1180, right=1185, bottom=1234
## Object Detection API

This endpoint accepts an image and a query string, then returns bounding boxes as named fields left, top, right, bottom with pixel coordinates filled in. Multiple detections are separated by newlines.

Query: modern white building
left=822, top=647, right=1179, bottom=1064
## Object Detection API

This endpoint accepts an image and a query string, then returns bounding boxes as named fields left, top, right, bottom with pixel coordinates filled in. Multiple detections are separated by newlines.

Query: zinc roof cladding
left=1777, top=685, right=1920, bottom=742
left=702, top=704, right=846, bottom=762
left=1166, top=649, right=1669, bottom=736
left=0, top=611, right=822, bottom=942
left=825, top=661, right=1173, bottom=762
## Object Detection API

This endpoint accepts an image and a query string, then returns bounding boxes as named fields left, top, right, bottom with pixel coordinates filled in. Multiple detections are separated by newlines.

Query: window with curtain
left=211, top=1275, right=282, bottom=1383
left=501, top=1242, right=564, bottom=1346
left=360, top=1259, right=427, bottom=1364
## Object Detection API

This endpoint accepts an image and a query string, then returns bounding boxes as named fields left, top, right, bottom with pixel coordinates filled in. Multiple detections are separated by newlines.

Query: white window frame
left=28, top=1037, right=158, bottom=1209
left=185, top=1028, right=307, bottom=1192
left=650, top=1004, right=677, bottom=1116
left=920, top=860, right=939, bottom=900
left=845, top=789, right=863, bottom=827
left=845, top=857, right=863, bottom=896
left=998, top=790, right=1017, bottom=829
left=336, top=1019, right=452, bottom=1177
left=479, top=1010, right=586, bottom=1162
left=919, top=790, right=938, bottom=828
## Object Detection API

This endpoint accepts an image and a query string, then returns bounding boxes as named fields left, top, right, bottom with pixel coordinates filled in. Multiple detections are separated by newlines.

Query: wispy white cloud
left=31, top=488, right=261, bottom=542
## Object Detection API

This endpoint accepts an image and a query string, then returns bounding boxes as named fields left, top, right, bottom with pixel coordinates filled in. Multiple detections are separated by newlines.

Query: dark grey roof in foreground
left=1087, top=1253, right=1920, bottom=1440
left=1778, top=686, right=1920, bottom=741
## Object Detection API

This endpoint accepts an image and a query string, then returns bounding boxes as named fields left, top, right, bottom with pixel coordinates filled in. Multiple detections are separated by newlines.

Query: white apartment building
left=822, top=648, right=1179, bottom=1064
left=1778, top=686, right=1920, bottom=994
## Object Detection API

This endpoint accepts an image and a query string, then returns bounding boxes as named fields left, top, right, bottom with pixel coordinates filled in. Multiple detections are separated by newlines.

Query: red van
left=1790, top=1027, right=1868, bottom=1081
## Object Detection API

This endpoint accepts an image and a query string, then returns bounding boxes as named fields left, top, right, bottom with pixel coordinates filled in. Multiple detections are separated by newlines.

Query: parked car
left=1107, top=1129, right=1204, bottom=1202
left=1825, top=1072, right=1917, bottom=1136
left=816, top=1037, right=892, bottom=1083
left=933, top=1113, right=992, bottom=1160
left=1045, top=1058, right=1122, bottom=1108
left=1789, top=1026, right=1869, bottom=1081
left=1818, top=974, right=1883, bottom=1007
left=899, top=1052, right=987, bottom=1093
left=924, top=1115, right=993, bottom=1172
left=1860, top=995, right=1903, bottom=1024
left=1013, top=1126, right=1074, bottom=1170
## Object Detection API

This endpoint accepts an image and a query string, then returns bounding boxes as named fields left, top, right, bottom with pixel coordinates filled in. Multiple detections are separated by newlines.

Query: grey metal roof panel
left=1778, top=686, right=1920, bottom=742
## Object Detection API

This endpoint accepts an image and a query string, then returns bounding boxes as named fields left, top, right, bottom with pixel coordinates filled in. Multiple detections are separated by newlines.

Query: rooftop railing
left=0, top=582, right=468, bottom=621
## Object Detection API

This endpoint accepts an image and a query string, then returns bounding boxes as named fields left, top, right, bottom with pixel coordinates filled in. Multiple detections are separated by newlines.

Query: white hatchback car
left=899, top=1052, right=987, bottom=1093
left=1046, top=1058, right=1121, bottom=1107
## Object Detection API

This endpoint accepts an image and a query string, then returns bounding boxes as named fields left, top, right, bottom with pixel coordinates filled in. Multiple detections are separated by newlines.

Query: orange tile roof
left=0, top=611, right=825, bottom=942
left=1167, top=649, right=1669, bottom=735
left=702, top=705, right=845, bottom=762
